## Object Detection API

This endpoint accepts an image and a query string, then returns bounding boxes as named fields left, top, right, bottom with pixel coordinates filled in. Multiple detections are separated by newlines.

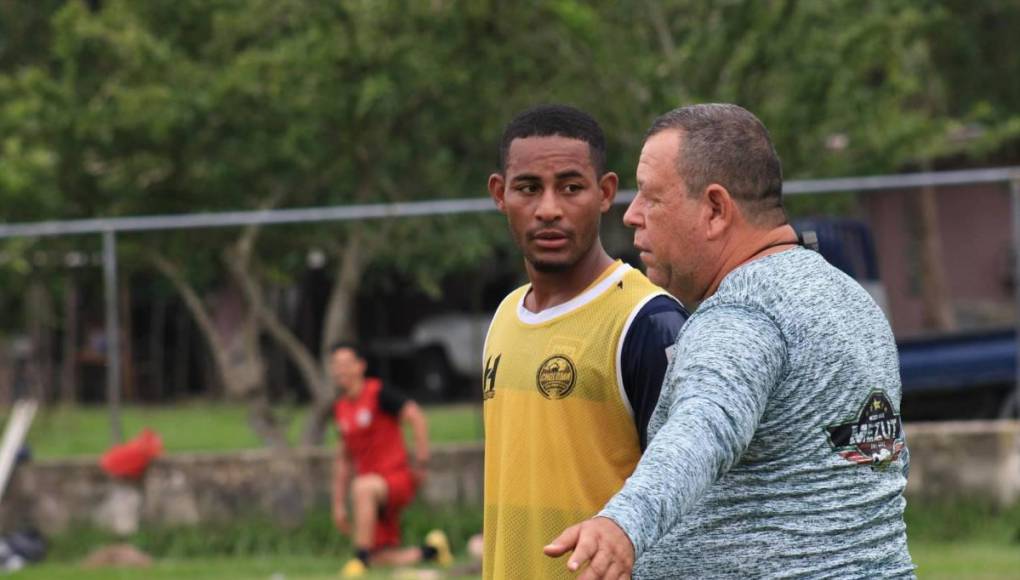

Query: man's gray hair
left=647, top=103, right=785, bottom=224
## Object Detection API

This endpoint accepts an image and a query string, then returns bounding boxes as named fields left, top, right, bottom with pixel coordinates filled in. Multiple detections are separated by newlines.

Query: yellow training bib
left=482, top=261, right=669, bottom=579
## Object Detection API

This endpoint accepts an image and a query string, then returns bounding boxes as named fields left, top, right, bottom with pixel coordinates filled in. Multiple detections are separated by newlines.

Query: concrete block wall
left=904, top=420, right=1020, bottom=505
left=1, top=443, right=482, bottom=536
left=2, top=421, right=1017, bottom=535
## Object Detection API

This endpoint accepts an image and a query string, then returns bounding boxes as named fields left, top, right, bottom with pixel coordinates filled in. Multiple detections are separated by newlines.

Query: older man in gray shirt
left=545, top=104, right=914, bottom=579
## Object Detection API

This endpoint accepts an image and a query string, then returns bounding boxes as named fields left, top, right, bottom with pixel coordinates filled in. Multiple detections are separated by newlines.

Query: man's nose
left=623, top=198, right=643, bottom=228
left=534, top=189, right=563, bottom=222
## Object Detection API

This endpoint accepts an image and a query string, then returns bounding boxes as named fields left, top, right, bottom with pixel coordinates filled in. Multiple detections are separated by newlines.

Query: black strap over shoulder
left=798, top=230, right=819, bottom=252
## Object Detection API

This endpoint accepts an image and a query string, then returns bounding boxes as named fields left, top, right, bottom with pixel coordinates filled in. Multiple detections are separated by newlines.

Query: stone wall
left=0, top=443, right=482, bottom=536
left=2, top=421, right=1018, bottom=535
left=904, top=420, right=1020, bottom=505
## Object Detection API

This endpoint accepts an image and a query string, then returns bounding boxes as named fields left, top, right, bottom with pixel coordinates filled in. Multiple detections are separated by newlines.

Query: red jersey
left=333, top=377, right=409, bottom=476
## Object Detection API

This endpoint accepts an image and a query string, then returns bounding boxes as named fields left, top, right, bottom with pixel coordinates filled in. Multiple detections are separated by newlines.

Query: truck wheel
left=416, top=347, right=453, bottom=403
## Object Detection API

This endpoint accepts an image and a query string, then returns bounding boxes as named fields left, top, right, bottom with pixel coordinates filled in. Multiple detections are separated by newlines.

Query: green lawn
left=8, top=405, right=1020, bottom=578
left=911, top=541, right=1020, bottom=579
left=906, top=500, right=1020, bottom=579
left=6, top=499, right=1020, bottom=578
left=15, top=556, right=479, bottom=579
left=16, top=496, right=484, bottom=578
left=12, top=544, right=1020, bottom=579
left=16, top=402, right=482, bottom=459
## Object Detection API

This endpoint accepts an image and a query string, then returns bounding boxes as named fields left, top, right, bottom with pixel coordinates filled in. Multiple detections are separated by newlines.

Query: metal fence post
left=1012, top=179, right=1020, bottom=418
left=103, top=230, right=123, bottom=443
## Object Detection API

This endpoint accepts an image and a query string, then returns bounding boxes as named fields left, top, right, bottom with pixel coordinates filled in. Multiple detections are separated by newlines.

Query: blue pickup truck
left=794, top=218, right=1018, bottom=420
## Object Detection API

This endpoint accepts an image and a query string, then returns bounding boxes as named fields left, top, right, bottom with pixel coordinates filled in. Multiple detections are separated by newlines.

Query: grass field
left=16, top=557, right=475, bottom=579
left=16, top=503, right=485, bottom=580
left=10, top=497, right=1020, bottom=579
left=6, top=405, right=1020, bottom=578
left=11, top=541, right=1020, bottom=579
left=911, top=542, right=1020, bottom=579
left=20, top=402, right=483, bottom=458
left=906, top=500, right=1020, bottom=579
left=15, top=557, right=382, bottom=580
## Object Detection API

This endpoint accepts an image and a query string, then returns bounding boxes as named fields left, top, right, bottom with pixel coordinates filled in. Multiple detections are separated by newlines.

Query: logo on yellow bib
left=536, top=355, right=576, bottom=399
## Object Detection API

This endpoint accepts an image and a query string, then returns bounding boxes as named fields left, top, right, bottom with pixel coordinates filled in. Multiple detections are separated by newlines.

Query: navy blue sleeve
left=622, top=295, right=688, bottom=450
left=378, top=385, right=410, bottom=417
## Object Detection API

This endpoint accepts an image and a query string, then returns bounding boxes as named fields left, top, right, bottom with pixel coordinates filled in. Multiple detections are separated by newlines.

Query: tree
left=2, top=0, right=1017, bottom=443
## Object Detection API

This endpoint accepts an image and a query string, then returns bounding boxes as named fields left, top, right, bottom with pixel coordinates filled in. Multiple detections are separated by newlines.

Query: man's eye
left=564, top=183, right=584, bottom=194
left=516, top=184, right=540, bottom=194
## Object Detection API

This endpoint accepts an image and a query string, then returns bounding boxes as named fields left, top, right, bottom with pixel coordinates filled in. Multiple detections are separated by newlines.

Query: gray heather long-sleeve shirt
left=600, top=248, right=915, bottom=579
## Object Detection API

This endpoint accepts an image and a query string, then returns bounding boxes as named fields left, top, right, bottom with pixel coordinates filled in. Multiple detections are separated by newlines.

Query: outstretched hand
left=544, top=516, right=635, bottom=580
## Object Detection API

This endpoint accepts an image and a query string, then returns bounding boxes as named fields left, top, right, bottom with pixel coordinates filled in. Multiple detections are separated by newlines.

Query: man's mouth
left=633, top=242, right=655, bottom=265
left=530, top=229, right=570, bottom=249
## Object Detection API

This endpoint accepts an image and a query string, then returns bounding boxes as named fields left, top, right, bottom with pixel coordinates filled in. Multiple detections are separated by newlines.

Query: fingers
left=543, top=523, right=580, bottom=557
left=579, top=561, right=630, bottom=580
left=547, top=517, right=635, bottom=579
left=579, top=550, right=630, bottom=580
left=566, top=526, right=599, bottom=572
left=585, top=546, right=613, bottom=577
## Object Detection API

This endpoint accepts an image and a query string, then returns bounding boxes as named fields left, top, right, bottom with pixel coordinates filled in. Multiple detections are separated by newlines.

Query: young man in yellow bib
left=482, top=104, right=687, bottom=579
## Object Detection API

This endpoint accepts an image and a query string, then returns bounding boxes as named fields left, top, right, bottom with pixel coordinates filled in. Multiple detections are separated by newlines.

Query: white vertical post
left=0, top=400, right=38, bottom=505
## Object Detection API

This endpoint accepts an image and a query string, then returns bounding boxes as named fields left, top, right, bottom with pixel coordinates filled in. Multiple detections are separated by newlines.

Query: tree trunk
left=149, top=250, right=288, bottom=448
left=228, top=249, right=337, bottom=446
left=173, top=303, right=190, bottom=399
left=913, top=62, right=956, bottom=332
left=266, top=286, right=288, bottom=401
left=914, top=185, right=957, bottom=331
left=228, top=254, right=324, bottom=402
left=300, top=230, right=369, bottom=446
left=319, top=228, right=367, bottom=361
left=221, top=221, right=322, bottom=439
left=220, top=219, right=371, bottom=446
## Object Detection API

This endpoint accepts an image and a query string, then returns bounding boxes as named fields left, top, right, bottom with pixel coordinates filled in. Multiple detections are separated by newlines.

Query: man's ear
left=488, top=173, right=507, bottom=213
left=598, top=171, right=619, bottom=212
left=703, top=184, right=737, bottom=241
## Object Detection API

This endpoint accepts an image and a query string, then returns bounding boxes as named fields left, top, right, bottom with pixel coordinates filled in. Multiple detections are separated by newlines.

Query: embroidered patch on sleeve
left=825, top=390, right=904, bottom=467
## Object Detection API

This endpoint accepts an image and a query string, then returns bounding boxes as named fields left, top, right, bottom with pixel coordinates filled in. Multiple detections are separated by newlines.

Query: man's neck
left=701, top=224, right=798, bottom=302
left=343, top=378, right=365, bottom=400
left=524, top=245, right=615, bottom=313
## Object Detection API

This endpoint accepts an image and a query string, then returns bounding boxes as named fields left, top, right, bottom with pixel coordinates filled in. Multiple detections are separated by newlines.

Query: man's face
left=489, top=136, right=615, bottom=273
left=330, top=347, right=366, bottom=396
left=624, top=130, right=706, bottom=305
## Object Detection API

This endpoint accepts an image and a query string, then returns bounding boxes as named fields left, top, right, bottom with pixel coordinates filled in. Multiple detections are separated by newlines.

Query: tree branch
left=148, top=250, right=233, bottom=386
left=149, top=248, right=288, bottom=448
left=224, top=234, right=329, bottom=404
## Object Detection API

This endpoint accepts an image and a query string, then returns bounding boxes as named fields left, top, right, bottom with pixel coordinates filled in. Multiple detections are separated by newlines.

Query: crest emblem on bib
left=536, top=355, right=577, bottom=399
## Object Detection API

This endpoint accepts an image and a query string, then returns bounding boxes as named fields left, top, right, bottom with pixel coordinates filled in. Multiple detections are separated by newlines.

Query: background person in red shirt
left=330, top=342, right=452, bottom=577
